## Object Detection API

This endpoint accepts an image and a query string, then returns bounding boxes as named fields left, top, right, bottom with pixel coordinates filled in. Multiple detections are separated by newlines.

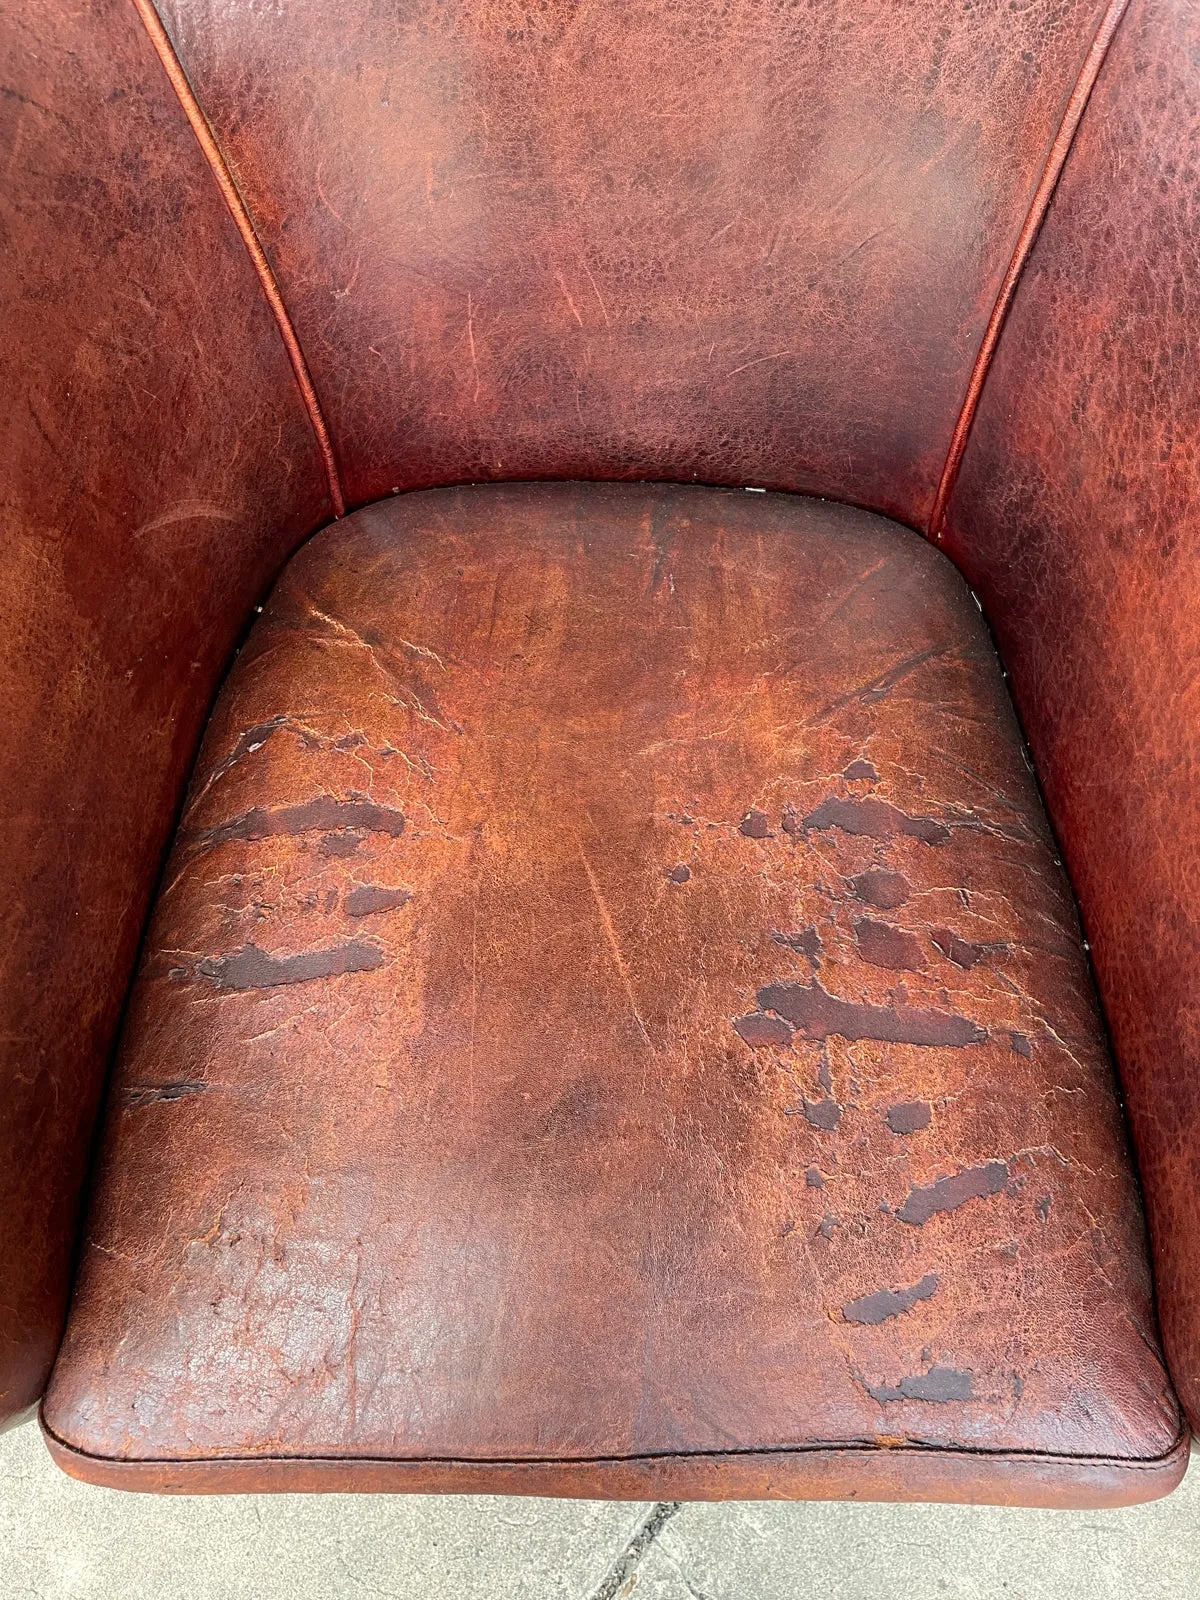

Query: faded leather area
left=45, top=484, right=1182, bottom=1499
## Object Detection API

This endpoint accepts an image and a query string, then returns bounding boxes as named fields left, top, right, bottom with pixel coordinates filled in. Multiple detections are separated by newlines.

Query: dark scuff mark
left=896, top=1160, right=1009, bottom=1225
left=666, top=863, right=691, bottom=884
left=196, top=940, right=385, bottom=991
left=540, top=1076, right=609, bottom=1139
left=124, top=1080, right=209, bottom=1106
left=801, top=796, right=950, bottom=845
left=189, top=795, right=406, bottom=855
left=1037, top=1194, right=1052, bottom=1222
left=802, top=1097, right=842, bottom=1131
left=344, top=884, right=413, bottom=917
left=733, top=1012, right=793, bottom=1049
left=805, top=1167, right=825, bottom=1189
left=931, top=928, right=984, bottom=969
left=771, top=926, right=822, bottom=965
left=849, top=869, right=910, bottom=909
left=863, top=1365, right=974, bottom=1403
left=320, top=830, right=366, bottom=857
left=887, top=1100, right=932, bottom=1135
left=739, top=808, right=772, bottom=838
left=843, top=1272, right=939, bottom=1325
left=1011, top=1032, right=1033, bottom=1058
left=843, top=760, right=878, bottom=782
left=757, top=979, right=986, bottom=1047
left=855, top=918, right=926, bottom=971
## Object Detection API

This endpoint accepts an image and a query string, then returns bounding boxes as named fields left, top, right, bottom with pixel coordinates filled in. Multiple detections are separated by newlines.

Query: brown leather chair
left=3, top=0, right=1198, bottom=1508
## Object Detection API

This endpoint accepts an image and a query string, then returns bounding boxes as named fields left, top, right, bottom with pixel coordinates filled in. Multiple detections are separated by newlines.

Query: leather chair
left=3, top=0, right=1197, bottom=1508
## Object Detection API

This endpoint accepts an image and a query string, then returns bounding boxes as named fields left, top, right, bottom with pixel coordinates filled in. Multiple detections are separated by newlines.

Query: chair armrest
left=944, top=0, right=1200, bottom=1427
left=0, top=0, right=330, bottom=1424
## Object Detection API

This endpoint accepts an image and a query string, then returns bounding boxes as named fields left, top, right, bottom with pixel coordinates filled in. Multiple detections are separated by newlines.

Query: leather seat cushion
left=43, top=483, right=1185, bottom=1505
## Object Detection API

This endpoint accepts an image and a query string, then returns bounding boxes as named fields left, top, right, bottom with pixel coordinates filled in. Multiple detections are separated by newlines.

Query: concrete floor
left=2, top=1418, right=1197, bottom=1600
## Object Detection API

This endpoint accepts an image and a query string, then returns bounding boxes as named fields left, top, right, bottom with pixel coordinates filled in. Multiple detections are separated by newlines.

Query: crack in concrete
left=585, top=1501, right=682, bottom=1600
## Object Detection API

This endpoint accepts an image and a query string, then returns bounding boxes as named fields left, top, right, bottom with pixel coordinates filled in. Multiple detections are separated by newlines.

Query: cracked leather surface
left=0, top=0, right=330, bottom=1427
left=945, top=0, right=1200, bottom=1434
left=153, top=0, right=1116, bottom=525
left=44, top=484, right=1184, bottom=1504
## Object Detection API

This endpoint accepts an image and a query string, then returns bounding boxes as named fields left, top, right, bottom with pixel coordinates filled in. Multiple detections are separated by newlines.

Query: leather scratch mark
left=123, top=1080, right=210, bottom=1106
left=578, top=843, right=652, bottom=1049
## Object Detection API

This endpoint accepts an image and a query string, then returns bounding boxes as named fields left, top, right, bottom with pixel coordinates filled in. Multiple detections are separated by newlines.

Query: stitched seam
left=41, top=1409, right=1190, bottom=1473
left=928, top=0, right=1132, bottom=541
left=129, top=0, right=346, bottom=517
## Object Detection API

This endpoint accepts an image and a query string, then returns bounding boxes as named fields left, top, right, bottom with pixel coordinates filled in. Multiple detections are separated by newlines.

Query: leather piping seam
left=128, top=0, right=346, bottom=517
left=928, top=0, right=1131, bottom=541
left=40, top=1409, right=1190, bottom=1474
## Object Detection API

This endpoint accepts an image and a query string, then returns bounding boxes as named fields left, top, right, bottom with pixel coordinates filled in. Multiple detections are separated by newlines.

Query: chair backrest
left=152, top=0, right=1125, bottom=526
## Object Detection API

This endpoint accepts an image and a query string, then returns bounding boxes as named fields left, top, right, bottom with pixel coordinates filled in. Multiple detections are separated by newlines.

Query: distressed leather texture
left=6, top=0, right=1200, bottom=1502
left=0, top=0, right=330, bottom=1426
left=943, top=0, right=1200, bottom=1430
left=43, top=485, right=1185, bottom=1504
left=153, top=0, right=1117, bottom=524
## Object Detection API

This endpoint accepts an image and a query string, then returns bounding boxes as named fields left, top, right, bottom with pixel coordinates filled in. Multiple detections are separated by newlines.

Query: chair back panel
left=158, top=0, right=1118, bottom=523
